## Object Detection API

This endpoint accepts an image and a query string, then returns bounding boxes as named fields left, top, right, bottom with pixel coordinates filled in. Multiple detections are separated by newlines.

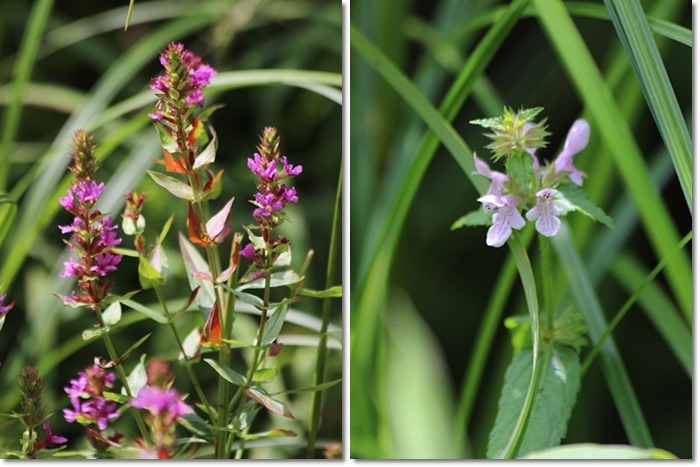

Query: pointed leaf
left=245, top=386, right=295, bottom=419
left=178, top=232, right=215, bottom=317
left=237, top=270, right=302, bottom=291
left=240, top=429, right=297, bottom=441
left=121, top=299, right=168, bottom=324
left=274, top=378, right=342, bottom=396
left=103, top=391, right=130, bottom=404
left=102, top=301, right=122, bottom=326
left=122, top=354, right=147, bottom=397
left=187, top=204, right=210, bottom=247
left=180, top=411, right=214, bottom=441
left=202, top=169, right=224, bottom=200
left=262, top=304, right=289, bottom=346
left=205, top=197, right=234, bottom=244
left=487, top=346, right=581, bottom=458
left=556, top=184, right=615, bottom=229
left=117, top=333, right=152, bottom=365
left=138, top=255, right=164, bottom=290
left=159, top=214, right=175, bottom=244
left=297, top=286, right=342, bottom=299
left=193, top=129, right=217, bottom=169
left=147, top=170, right=195, bottom=201
left=161, top=148, right=188, bottom=174
left=180, top=327, right=201, bottom=361
left=200, top=303, right=222, bottom=347
left=505, top=150, right=534, bottom=195
left=451, top=209, right=493, bottom=230
left=204, top=358, right=246, bottom=386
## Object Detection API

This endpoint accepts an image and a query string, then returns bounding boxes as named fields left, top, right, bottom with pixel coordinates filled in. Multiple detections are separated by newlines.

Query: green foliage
left=556, top=184, right=614, bottom=229
left=487, top=346, right=581, bottom=459
left=522, top=443, right=677, bottom=459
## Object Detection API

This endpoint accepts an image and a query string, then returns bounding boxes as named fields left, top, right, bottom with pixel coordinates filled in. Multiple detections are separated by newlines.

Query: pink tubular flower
left=473, top=153, right=509, bottom=197
left=478, top=194, right=526, bottom=248
left=131, top=386, right=192, bottom=426
left=526, top=188, right=562, bottom=237
left=63, top=362, right=120, bottom=431
left=0, top=294, right=15, bottom=314
left=553, top=119, right=589, bottom=185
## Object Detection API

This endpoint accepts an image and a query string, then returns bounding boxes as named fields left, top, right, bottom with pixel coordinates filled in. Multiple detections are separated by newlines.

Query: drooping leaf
left=451, top=208, right=493, bottom=230
left=147, top=170, right=195, bottom=201
left=245, top=386, right=295, bottom=419
left=262, top=303, right=289, bottom=346
left=204, top=358, right=246, bottom=386
left=161, top=148, right=187, bottom=174
left=193, top=128, right=217, bottom=169
left=205, top=197, right=234, bottom=244
left=121, top=299, right=168, bottom=324
left=178, top=232, right=215, bottom=317
left=487, top=346, right=581, bottom=458
left=297, top=286, right=342, bottom=299
left=122, top=354, right=147, bottom=397
left=522, top=443, right=677, bottom=459
left=555, top=184, right=615, bottom=229
left=102, top=301, right=122, bottom=326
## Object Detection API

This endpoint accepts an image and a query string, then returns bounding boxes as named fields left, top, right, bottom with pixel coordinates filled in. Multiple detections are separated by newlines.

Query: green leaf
left=117, top=333, right=152, bottom=365
left=103, top=391, right=130, bottom=404
left=178, top=233, right=215, bottom=317
left=253, top=367, right=278, bottom=383
left=237, top=270, right=302, bottom=291
left=192, top=129, right=217, bottom=169
left=261, top=304, right=289, bottom=346
left=180, top=411, right=214, bottom=442
left=246, top=386, right=295, bottom=419
left=204, top=358, right=246, bottom=387
left=522, top=443, right=677, bottom=459
left=121, top=299, right=168, bottom=324
left=240, top=429, right=297, bottom=441
left=504, top=315, right=532, bottom=354
left=297, top=286, right=342, bottom=299
left=179, top=327, right=200, bottom=361
left=274, top=378, right=342, bottom=397
left=122, top=354, right=147, bottom=397
left=138, top=255, right=164, bottom=290
left=487, top=346, right=581, bottom=459
left=504, top=151, right=533, bottom=195
left=102, top=301, right=122, bottom=326
left=451, top=209, right=493, bottom=230
left=81, top=327, right=107, bottom=341
left=147, top=170, right=195, bottom=201
left=555, top=184, right=614, bottom=229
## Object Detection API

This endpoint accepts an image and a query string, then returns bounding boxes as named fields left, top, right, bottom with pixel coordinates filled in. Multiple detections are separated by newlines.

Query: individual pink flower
left=553, top=119, right=589, bottom=185
left=478, top=194, right=526, bottom=248
left=131, top=386, right=192, bottom=426
left=473, top=153, right=509, bottom=197
left=0, top=293, right=14, bottom=315
left=526, top=188, right=562, bottom=237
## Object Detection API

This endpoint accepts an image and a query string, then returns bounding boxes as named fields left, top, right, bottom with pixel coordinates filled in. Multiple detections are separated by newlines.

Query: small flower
left=131, top=386, right=192, bottom=426
left=40, top=421, right=68, bottom=447
left=526, top=188, right=562, bottom=237
left=280, top=156, right=303, bottom=176
left=90, top=252, right=122, bottom=276
left=0, top=294, right=15, bottom=314
left=473, top=153, right=509, bottom=197
left=478, top=194, right=526, bottom=248
left=553, top=119, right=589, bottom=185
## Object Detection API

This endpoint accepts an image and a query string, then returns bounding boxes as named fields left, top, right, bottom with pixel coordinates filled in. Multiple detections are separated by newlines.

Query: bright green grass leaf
left=451, top=208, right=493, bottom=229
left=522, top=443, right=677, bottom=459
left=204, top=358, right=246, bottom=387
left=602, top=0, right=691, bottom=210
left=556, top=184, right=614, bottom=229
left=487, top=346, right=581, bottom=459
left=297, top=286, right=342, bottom=298
left=102, top=301, right=122, bottom=326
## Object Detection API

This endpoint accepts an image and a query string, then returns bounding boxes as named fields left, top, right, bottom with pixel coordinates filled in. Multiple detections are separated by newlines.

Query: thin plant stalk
left=305, top=165, right=342, bottom=458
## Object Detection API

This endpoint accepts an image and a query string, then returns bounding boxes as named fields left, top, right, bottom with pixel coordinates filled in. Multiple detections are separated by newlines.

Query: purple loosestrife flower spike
left=553, top=119, right=589, bottom=185
left=526, top=188, right=562, bottom=237
left=478, top=194, right=525, bottom=248
left=63, top=362, right=120, bottom=431
left=58, top=131, right=123, bottom=309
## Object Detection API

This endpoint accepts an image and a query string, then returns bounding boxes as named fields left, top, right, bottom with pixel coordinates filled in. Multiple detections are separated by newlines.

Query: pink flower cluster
left=58, top=131, right=122, bottom=308
left=148, top=42, right=217, bottom=121
left=63, top=362, right=120, bottom=431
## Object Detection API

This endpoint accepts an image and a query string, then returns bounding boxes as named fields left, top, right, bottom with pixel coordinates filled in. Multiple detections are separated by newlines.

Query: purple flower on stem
left=553, top=119, right=589, bottom=185
left=131, top=386, right=192, bottom=426
left=63, top=362, right=120, bottom=431
left=247, top=153, right=277, bottom=181
left=526, top=188, right=562, bottom=237
left=41, top=421, right=68, bottom=446
left=473, top=153, right=509, bottom=197
left=478, top=194, right=526, bottom=248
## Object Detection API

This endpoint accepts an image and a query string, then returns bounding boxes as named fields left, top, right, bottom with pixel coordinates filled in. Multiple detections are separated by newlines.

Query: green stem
left=500, top=233, right=541, bottom=459
left=94, top=306, right=149, bottom=440
left=153, top=285, right=214, bottom=420
left=540, top=236, right=554, bottom=333
left=305, top=165, right=342, bottom=458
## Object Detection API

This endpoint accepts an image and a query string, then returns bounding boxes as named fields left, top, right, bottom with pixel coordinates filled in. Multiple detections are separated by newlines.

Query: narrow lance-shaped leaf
left=205, top=197, right=234, bottom=244
left=187, top=204, right=210, bottom=248
left=193, top=127, right=218, bottom=169
left=555, top=184, right=614, bottom=229
left=451, top=209, right=493, bottom=230
left=204, top=358, right=246, bottom=386
left=147, top=170, right=195, bottom=201
left=246, top=386, right=295, bottom=419
left=178, top=232, right=215, bottom=317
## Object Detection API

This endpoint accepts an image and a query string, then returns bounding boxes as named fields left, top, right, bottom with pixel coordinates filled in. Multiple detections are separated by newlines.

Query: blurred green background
left=351, top=0, right=690, bottom=459
left=0, top=0, right=341, bottom=458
